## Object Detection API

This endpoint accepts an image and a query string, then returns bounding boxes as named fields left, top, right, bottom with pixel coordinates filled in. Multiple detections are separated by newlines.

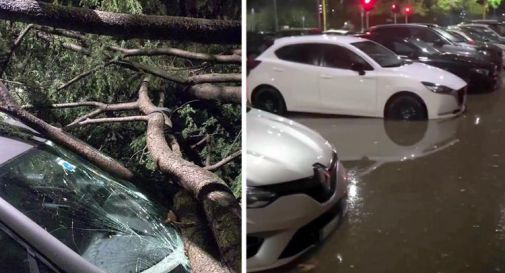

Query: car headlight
left=421, top=81, right=454, bottom=94
left=471, top=68, right=490, bottom=76
left=247, top=187, right=277, bottom=208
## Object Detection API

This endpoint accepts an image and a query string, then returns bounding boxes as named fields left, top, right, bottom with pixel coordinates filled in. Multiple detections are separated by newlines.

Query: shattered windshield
left=0, top=132, right=190, bottom=273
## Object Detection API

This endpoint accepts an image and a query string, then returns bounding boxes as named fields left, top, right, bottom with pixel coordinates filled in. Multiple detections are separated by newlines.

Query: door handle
left=273, top=67, right=284, bottom=72
left=320, top=74, right=333, bottom=79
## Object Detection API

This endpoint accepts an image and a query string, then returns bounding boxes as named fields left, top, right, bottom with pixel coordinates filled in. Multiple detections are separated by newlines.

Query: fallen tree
left=0, top=0, right=241, bottom=44
left=0, top=2, right=242, bottom=272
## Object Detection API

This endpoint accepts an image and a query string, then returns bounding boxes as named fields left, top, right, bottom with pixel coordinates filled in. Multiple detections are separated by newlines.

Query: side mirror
left=351, top=63, right=366, bottom=75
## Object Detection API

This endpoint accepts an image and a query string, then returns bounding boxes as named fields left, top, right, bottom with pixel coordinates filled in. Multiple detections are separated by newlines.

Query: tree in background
left=0, top=0, right=241, bottom=272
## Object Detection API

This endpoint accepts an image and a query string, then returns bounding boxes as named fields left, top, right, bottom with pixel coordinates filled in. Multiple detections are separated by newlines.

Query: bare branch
left=0, top=0, right=240, bottom=44
left=0, top=82, right=134, bottom=180
left=36, top=32, right=90, bottom=55
left=0, top=23, right=33, bottom=76
left=32, top=25, right=87, bottom=42
left=57, top=61, right=113, bottom=91
left=109, top=46, right=240, bottom=64
left=77, top=115, right=148, bottom=126
left=185, top=84, right=241, bottom=104
left=114, top=60, right=240, bottom=84
left=191, top=134, right=209, bottom=149
left=204, top=150, right=241, bottom=171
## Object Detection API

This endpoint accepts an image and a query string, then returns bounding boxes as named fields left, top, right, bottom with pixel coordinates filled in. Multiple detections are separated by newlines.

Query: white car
left=247, top=108, right=349, bottom=272
left=247, top=35, right=468, bottom=120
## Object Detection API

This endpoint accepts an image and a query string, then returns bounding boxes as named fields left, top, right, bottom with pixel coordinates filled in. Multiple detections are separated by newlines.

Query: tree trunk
left=0, top=0, right=240, bottom=44
left=138, top=78, right=241, bottom=272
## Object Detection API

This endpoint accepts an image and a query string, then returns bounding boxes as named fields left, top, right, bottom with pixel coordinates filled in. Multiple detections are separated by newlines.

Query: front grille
left=247, top=236, right=264, bottom=258
left=256, top=151, right=338, bottom=203
left=279, top=199, right=344, bottom=259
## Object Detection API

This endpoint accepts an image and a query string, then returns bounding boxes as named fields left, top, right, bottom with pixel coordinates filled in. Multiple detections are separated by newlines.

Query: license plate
left=319, top=214, right=340, bottom=241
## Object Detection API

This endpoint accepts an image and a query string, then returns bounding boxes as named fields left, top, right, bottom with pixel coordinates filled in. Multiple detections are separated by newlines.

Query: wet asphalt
left=265, top=81, right=505, bottom=273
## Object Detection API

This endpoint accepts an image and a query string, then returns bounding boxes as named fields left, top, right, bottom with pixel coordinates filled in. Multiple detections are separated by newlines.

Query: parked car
left=0, top=113, right=190, bottom=273
left=247, top=35, right=468, bottom=120
left=469, top=19, right=505, bottom=37
left=360, top=34, right=500, bottom=91
left=456, top=23, right=505, bottom=42
left=246, top=107, right=349, bottom=272
left=367, top=24, right=503, bottom=69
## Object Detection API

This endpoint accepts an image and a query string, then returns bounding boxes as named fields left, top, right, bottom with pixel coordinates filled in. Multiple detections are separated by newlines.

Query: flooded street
left=267, top=85, right=505, bottom=273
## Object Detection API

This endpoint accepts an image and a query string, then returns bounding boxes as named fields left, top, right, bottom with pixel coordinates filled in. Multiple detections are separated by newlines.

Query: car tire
left=252, top=86, right=287, bottom=115
left=385, top=94, right=427, bottom=120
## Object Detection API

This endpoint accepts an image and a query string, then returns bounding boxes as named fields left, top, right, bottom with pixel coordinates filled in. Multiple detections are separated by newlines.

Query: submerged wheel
left=252, top=86, right=286, bottom=115
left=385, top=94, right=427, bottom=120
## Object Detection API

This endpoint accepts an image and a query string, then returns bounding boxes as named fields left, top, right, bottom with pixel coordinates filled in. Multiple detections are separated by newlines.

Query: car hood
left=246, top=109, right=334, bottom=186
left=438, top=52, right=493, bottom=68
left=387, top=62, right=467, bottom=90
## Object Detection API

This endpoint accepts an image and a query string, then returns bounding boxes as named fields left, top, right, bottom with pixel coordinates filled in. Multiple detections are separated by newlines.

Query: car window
left=0, top=226, right=58, bottom=273
left=411, top=28, right=440, bottom=43
left=390, top=40, right=416, bottom=55
left=352, top=41, right=403, bottom=67
left=275, top=43, right=321, bottom=66
left=372, top=27, right=409, bottom=38
left=320, top=44, right=372, bottom=70
left=0, top=133, right=190, bottom=273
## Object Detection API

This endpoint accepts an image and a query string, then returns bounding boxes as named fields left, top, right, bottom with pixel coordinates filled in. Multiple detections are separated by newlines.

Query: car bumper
left=247, top=162, right=348, bottom=271
left=428, top=87, right=467, bottom=119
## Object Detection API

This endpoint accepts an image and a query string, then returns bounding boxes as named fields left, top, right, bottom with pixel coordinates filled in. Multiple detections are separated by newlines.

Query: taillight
left=247, top=59, right=262, bottom=75
left=467, top=38, right=476, bottom=45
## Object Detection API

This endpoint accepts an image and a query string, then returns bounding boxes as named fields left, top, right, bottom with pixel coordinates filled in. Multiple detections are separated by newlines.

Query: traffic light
left=391, top=3, right=400, bottom=13
left=360, top=0, right=376, bottom=12
left=404, top=5, right=413, bottom=15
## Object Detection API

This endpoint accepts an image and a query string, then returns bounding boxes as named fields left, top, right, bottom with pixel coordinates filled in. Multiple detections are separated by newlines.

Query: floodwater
left=267, top=86, right=505, bottom=273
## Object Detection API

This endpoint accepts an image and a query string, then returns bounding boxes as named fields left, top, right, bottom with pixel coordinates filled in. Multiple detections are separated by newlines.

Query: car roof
left=273, top=34, right=368, bottom=46
left=371, top=23, right=433, bottom=29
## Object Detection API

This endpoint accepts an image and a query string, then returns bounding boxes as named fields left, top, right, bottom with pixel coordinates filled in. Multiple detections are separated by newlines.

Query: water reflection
left=290, top=116, right=461, bottom=177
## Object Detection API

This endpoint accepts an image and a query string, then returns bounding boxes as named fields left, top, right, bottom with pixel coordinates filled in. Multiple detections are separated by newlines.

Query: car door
left=272, top=43, right=322, bottom=111
left=318, top=44, right=377, bottom=116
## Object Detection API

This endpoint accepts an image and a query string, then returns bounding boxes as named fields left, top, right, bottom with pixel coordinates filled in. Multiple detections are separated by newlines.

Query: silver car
left=0, top=113, right=190, bottom=273
left=246, top=108, right=349, bottom=271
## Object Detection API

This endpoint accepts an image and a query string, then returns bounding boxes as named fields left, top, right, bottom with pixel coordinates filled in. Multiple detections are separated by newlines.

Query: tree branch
left=36, top=32, right=90, bottom=55
left=138, top=77, right=240, bottom=272
left=204, top=150, right=241, bottom=171
left=109, top=46, right=241, bottom=64
left=0, top=82, right=134, bottom=180
left=0, top=23, right=33, bottom=76
left=0, top=0, right=240, bottom=44
left=185, top=84, right=241, bottom=104
left=76, top=115, right=148, bottom=126
left=57, top=61, right=113, bottom=91
left=113, top=60, right=240, bottom=84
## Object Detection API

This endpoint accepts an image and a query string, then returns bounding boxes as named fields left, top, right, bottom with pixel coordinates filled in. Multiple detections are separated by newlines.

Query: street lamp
left=273, top=0, right=279, bottom=31
left=251, top=8, right=255, bottom=32
left=302, top=15, right=306, bottom=28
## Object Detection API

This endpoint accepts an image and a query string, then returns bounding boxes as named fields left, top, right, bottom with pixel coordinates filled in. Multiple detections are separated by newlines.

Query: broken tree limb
left=138, top=77, right=241, bottom=272
left=113, top=60, right=241, bottom=84
left=0, top=82, right=134, bottom=180
left=36, top=32, right=90, bottom=55
left=57, top=61, right=113, bottom=91
left=173, top=191, right=231, bottom=273
left=109, top=46, right=241, bottom=64
left=185, top=84, right=241, bottom=104
left=204, top=150, right=241, bottom=171
left=0, top=0, right=240, bottom=44
left=76, top=115, right=148, bottom=126
left=0, top=23, right=33, bottom=76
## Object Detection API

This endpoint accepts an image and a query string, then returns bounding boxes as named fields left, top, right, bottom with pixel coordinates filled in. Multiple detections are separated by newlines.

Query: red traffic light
left=404, top=5, right=413, bottom=15
left=391, top=3, right=400, bottom=13
left=360, top=0, right=376, bottom=11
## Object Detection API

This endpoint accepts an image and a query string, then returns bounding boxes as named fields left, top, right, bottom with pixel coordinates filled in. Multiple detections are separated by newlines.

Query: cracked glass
left=0, top=124, right=190, bottom=273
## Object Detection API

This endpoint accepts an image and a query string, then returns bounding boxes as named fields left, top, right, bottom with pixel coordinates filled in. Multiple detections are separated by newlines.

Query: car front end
left=246, top=108, right=349, bottom=272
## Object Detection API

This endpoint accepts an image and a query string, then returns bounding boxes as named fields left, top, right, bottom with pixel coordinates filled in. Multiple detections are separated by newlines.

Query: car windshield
left=488, top=24, right=505, bottom=36
left=434, top=28, right=465, bottom=43
left=0, top=124, right=190, bottom=273
left=352, top=41, right=403, bottom=67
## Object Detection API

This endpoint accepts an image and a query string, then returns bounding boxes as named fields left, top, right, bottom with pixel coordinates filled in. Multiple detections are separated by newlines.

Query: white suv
left=246, top=108, right=349, bottom=271
left=247, top=35, right=467, bottom=120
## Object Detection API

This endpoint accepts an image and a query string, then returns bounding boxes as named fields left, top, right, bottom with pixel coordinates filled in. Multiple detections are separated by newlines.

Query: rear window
left=275, top=43, right=321, bottom=66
